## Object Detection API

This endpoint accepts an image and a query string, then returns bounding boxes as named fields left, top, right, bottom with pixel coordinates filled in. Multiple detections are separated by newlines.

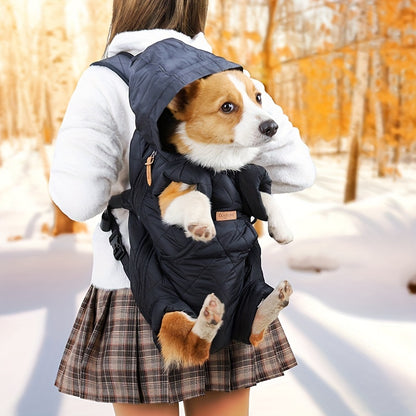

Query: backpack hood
left=128, top=38, right=242, bottom=150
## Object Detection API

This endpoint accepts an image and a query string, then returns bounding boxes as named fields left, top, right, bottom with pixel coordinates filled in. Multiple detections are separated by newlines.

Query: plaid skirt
left=55, top=285, right=297, bottom=404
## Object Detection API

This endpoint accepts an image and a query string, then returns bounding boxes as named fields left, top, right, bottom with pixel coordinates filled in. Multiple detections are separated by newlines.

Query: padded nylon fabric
left=95, top=39, right=275, bottom=352
left=129, top=38, right=243, bottom=150
left=131, top=146, right=274, bottom=352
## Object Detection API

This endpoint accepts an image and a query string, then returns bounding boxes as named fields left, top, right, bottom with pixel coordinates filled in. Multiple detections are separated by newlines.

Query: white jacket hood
left=106, top=29, right=212, bottom=57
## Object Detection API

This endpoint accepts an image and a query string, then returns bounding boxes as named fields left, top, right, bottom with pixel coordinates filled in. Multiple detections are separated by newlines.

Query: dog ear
left=168, top=80, right=200, bottom=120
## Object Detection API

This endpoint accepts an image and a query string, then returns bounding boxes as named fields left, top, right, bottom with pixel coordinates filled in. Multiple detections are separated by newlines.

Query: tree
left=370, top=3, right=388, bottom=177
left=344, top=5, right=369, bottom=203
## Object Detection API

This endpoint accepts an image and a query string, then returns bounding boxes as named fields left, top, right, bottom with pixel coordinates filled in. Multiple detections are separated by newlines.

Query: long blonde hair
left=106, top=0, right=209, bottom=48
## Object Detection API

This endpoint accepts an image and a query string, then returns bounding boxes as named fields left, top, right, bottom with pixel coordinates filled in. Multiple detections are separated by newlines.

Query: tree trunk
left=262, top=0, right=279, bottom=95
left=372, top=51, right=388, bottom=177
left=40, top=0, right=84, bottom=235
left=344, top=48, right=369, bottom=203
left=41, top=83, right=55, bottom=144
left=392, top=74, right=403, bottom=180
left=51, top=204, right=87, bottom=236
left=344, top=7, right=369, bottom=203
left=344, top=133, right=360, bottom=203
left=370, top=4, right=388, bottom=178
left=335, top=74, right=343, bottom=154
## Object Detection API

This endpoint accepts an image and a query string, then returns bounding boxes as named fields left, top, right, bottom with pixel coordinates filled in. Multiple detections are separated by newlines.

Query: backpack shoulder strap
left=100, top=190, right=132, bottom=276
left=90, top=51, right=133, bottom=85
left=91, top=53, right=134, bottom=276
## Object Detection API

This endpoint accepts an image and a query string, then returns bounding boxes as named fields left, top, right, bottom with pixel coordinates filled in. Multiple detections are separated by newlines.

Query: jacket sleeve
left=238, top=164, right=271, bottom=221
left=249, top=77, right=316, bottom=194
left=49, top=66, right=133, bottom=221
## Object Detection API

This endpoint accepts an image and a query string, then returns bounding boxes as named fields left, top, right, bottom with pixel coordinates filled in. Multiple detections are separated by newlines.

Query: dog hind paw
left=202, top=294, right=224, bottom=326
left=276, top=280, right=293, bottom=307
left=192, top=293, right=224, bottom=342
left=250, top=280, right=293, bottom=347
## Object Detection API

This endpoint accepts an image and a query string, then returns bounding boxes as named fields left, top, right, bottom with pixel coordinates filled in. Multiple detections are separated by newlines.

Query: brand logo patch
left=216, top=211, right=237, bottom=221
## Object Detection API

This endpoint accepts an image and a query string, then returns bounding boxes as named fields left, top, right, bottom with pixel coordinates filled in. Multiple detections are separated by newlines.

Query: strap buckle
left=100, top=209, right=111, bottom=232
left=109, top=230, right=127, bottom=261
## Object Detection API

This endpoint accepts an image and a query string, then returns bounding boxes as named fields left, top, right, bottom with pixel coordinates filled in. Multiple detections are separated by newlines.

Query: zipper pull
left=145, top=150, right=157, bottom=186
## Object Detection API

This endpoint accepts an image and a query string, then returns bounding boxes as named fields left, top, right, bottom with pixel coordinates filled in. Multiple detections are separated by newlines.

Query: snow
left=1, top=140, right=415, bottom=416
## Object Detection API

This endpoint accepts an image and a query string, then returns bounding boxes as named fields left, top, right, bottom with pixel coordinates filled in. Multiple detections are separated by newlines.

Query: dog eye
left=256, top=93, right=262, bottom=104
left=221, top=102, right=235, bottom=113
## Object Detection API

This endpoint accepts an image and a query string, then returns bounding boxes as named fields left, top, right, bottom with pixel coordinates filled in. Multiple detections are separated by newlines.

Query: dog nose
left=259, top=120, right=278, bottom=137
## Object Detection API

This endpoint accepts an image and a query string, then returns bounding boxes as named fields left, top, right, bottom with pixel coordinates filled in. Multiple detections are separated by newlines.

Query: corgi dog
left=156, top=69, right=293, bottom=368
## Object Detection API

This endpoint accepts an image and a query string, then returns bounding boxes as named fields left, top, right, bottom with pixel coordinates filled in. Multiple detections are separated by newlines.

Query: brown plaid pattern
left=55, top=286, right=297, bottom=404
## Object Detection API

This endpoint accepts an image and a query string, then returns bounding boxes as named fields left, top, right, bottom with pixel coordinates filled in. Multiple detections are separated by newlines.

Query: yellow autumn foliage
left=0, top=0, right=414, bottom=170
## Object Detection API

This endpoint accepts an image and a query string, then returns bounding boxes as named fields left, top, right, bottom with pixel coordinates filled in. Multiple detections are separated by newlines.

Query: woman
left=50, top=1, right=315, bottom=415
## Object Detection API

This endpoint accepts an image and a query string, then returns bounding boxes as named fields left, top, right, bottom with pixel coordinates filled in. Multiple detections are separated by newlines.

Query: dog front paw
left=186, top=222, right=216, bottom=242
left=268, top=224, right=293, bottom=245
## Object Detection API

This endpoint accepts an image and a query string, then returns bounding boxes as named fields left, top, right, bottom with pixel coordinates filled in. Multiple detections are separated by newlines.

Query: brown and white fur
left=157, top=70, right=293, bottom=368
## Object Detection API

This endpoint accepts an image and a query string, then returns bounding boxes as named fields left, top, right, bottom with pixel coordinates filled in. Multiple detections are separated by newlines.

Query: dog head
left=162, top=70, right=278, bottom=171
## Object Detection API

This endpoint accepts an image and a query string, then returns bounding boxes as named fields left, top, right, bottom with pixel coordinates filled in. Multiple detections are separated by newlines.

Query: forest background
left=0, top=0, right=415, bottom=233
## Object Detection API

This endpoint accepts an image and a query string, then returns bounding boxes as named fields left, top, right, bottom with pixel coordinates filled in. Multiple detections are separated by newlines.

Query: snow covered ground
left=1, top=140, right=415, bottom=416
